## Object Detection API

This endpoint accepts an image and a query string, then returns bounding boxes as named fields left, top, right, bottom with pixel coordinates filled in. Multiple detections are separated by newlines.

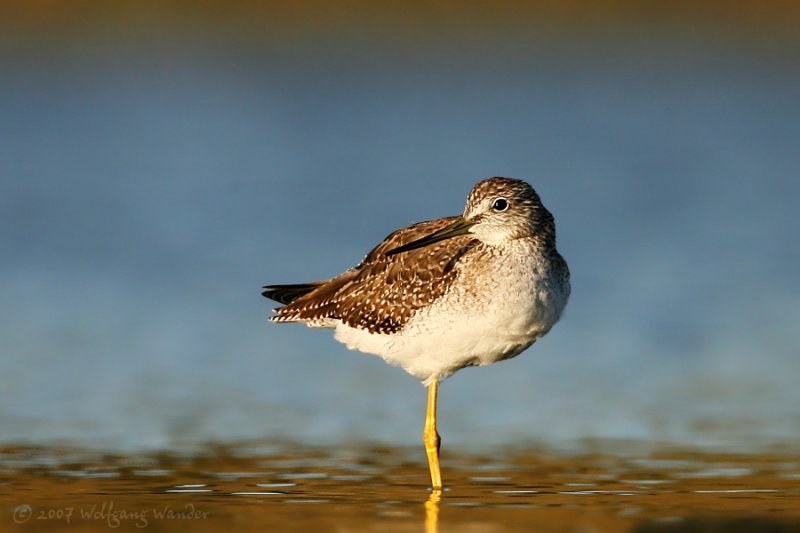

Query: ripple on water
left=2, top=444, right=800, bottom=531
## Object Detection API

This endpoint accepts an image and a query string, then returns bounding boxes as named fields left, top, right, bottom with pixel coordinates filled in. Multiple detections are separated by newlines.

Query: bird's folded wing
left=271, top=217, right=478, bottom=333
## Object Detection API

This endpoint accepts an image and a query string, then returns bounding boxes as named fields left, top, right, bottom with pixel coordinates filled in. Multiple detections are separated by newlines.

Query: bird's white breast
left=333, top=243, right=569, bottom=384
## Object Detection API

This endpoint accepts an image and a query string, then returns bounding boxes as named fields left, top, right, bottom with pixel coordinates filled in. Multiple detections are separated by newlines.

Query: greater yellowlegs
left=263, top=177, right=570, bottom=489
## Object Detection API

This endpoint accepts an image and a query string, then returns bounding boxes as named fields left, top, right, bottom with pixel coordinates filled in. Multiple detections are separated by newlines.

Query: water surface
left=3, top=443, right=799, bottom=531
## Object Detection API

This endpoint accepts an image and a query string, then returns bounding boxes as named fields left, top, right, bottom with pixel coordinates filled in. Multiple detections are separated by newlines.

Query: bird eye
left=492, top=198, right=509, bottom=212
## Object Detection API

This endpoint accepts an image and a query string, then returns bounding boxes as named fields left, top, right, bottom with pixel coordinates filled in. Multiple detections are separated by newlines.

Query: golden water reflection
left=425, top=489, right=441, bottom=533
left=2, top=443, right=799, bottom=531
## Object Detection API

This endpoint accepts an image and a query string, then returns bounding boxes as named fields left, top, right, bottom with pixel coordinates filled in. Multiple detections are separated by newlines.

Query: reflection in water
left=425, top=489, right=441, bottom=533
left=2, top=443, right=800, bottom=531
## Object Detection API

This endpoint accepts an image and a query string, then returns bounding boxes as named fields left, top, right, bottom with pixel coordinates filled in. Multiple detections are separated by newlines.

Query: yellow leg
left=423, top=380, right=443, bottom=490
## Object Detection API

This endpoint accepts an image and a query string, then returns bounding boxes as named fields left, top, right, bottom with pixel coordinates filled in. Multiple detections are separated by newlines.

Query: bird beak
left=386, top=217, right=475, bottom=256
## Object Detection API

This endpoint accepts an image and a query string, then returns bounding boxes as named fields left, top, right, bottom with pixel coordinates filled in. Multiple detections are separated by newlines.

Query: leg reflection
left=424, top=489, right=441, bottom=533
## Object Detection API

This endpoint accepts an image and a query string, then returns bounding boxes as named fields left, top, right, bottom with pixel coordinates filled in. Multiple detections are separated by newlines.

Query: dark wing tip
left=261, top=283, right=320, bottom=305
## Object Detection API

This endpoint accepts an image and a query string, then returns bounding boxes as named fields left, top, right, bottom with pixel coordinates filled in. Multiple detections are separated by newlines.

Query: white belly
left=333, top=256, right=568, bottom=384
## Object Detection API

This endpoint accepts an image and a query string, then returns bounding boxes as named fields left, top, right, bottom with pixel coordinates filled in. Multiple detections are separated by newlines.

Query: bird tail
left=261, top=283, right=323, bottom=305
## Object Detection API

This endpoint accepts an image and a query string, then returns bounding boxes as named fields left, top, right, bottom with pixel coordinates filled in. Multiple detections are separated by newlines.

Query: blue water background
left=1, top=31, right=799, bottom=451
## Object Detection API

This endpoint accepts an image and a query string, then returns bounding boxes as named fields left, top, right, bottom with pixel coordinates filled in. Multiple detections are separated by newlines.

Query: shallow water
left=3, top=443, right=799, bottom=532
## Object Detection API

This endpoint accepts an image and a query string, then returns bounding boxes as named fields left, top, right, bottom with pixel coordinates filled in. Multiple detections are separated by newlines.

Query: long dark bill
left=386, top=217, right=475, bottom=256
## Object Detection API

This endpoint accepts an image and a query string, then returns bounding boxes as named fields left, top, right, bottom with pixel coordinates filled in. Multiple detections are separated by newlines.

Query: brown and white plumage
left=263, top=177, right=570, bottom=384
left=266, top=217, right=477, bottom=334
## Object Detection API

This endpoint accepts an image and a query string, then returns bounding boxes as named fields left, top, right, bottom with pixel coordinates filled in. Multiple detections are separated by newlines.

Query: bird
left=262, top=177, right=570, bottom=490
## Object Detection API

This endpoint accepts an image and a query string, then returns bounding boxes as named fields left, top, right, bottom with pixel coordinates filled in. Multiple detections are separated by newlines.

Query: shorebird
left=262, top=177, right=570, bottom=489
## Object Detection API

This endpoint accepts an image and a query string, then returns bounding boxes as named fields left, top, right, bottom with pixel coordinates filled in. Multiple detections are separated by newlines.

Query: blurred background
left=1, top=1, right=798, bottom=452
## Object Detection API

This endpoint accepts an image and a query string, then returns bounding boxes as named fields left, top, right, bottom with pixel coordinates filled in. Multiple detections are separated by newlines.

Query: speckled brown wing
left=270, top=217, right=479, bottom=333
